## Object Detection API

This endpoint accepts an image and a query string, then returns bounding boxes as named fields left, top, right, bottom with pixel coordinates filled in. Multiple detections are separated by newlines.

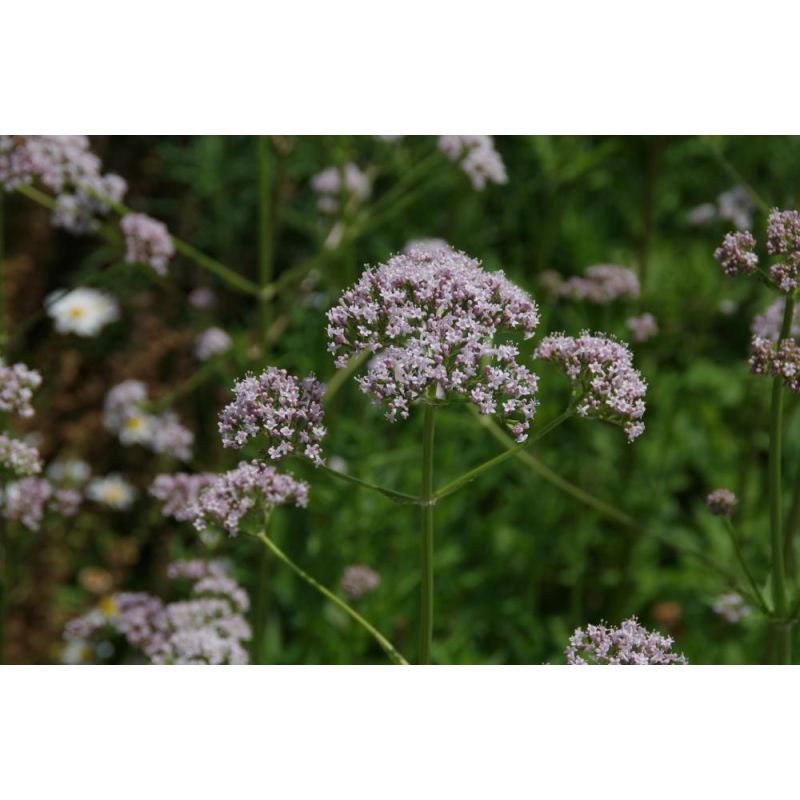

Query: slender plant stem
left=257, top=136, right=273, bottom=344
left=15, top=183, right=262, bottom=298
left=703, top=137, right=770, bottom=214
left=434, top=408, right=573, bottom=500
left=784, top=467, right=800, bottom=579
left=419, top=402, right=436, bottom=665
left=147, top=361, right=219, bottom=413
left=252, top=530, right=408, bottom=665
left=769, top=296, right=795, bottom=663
left=723, top=519, right=769, bottom=614
left=316, top=462, right=419, bottom=505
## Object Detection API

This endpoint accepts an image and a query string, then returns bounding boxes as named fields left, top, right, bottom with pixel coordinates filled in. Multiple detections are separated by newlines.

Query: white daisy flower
left=87, top=474, right=136, bottom=510
left=47, top=288, right=119, bottom=337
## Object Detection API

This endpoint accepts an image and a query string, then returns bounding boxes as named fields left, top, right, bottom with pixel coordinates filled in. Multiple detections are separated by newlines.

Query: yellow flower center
left=69, top=306, right=85, bottom=319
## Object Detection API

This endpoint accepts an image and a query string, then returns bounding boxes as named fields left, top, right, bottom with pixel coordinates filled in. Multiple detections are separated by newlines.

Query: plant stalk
left=419, top=401, right=436, bottom=665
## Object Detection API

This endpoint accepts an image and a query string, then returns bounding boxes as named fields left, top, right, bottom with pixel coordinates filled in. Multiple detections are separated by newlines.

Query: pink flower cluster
left=438, top=136, right=508, bottom=190
left=186, top=461, right=309, bottom=534
left=535, top=332, right=647, bottom=441
left=0, top=434, right=42, bottom=477
left=120, top=213, right=175, bottom=275
left=218, top=367, right=326, bottom=465
left=65, top=560, right=251, bottom=665
left=625, top=312, right=658, bottom=342
left=0, top=477, right=81, bottom=531
left=554, top=264, right=640, bottom=304
left=340, top=565, right=381, bottom=600
left=150, top=472, right=217, bottom=521
left=311, top=163, right=370, bottom=214
left=327, top=247, right=540, bottom=441
left=713, top=231, right=758, bottom=277
left=194, top=327, right=232, bottom=361
left=712, top=593, right=750, bottom=624
left=565, top=617, right=686, bottom=664
left=752, top=299, right=800, bottom=342
left=750, top=336, right=800, bottom=393
left=0, top=135, right=127, bottom=233
left=0, top=361, right=41, bottom=418
left=705, top=488, right=737, bottom=517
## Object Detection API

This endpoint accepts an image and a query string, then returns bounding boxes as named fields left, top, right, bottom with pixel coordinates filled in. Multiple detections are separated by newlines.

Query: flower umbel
left=327, top=246, right=540, bottom=441
left=535, top=332, right=647, bottom=441
left=565, top=617, right=687, bottom=664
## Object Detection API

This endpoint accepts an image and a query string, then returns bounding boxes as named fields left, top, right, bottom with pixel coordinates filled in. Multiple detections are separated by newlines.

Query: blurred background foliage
left=4, top=134, right=800, bottom=664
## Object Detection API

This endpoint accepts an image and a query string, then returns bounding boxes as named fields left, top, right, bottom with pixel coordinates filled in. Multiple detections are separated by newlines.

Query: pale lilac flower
left=403, top=238, right=451, bottom=256
left=0, top=477, right=81, bottom=531
left=219, top=367, right=326, bottom=465
left=0, top=434, right=42, bottom=477
left=438, top=136, right=507, bottom=190
left=714, top=231, right=759, bottom=277
left=625, top=312, right=658, bottom=342
left=750, top=336, right=800, bottom=393
left=712, top=593, right=750, bottom=624
left=340, top=565, right=380, bottom=600
left=150, top=472, right=217, bottom=521
left=65, top=560, right=251, bottom=665
left=311, top=163, right=370, bottom=214
left=87, top=474, right=137, bottom=510
left=751, top=299, right=800, bottom=342
left=187, top=461, right=308, bottom=535
left=566, top=617, right=687, bottom=665
left=535, top=332, right=647, bottom=441
left=705, top=488, right=737, bottom=517
left=327, top=247, right=540, bottom=441
left=150, top=414, right=194, bottom=462
left=46, top=458, right=91, bottom=486
left=0, top=361, right=41, bottom=418
left=717, top=186, right=754, bottom=231
left=556, top=265, right=640, bottom=304
left=194, top=327, right=232, bottom=361
left=47, top=288, right=119, bottom=337
left=189, top=286, right=216, bottom=309
left=120, top=213, right=175, bottom=275
left=687, top=202, right=717, bottom=227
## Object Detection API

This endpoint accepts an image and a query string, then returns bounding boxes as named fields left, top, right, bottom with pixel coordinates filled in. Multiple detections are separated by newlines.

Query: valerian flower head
left=0, top=477, right=81, bottom=531
left=47, top=288, right=119, bottom=337
left=556, top=264, right=640, bottom=304
left=194, top=327, right=232, bottom=361
left=625, top=312, right=658, bottom=342
left=311, top=163, right=370, bottom=214
left=218, top=367, right=326, bottom=465
left=340, top=565, right=381, bottom=600
left=0, top=360, right=41, bottom=418
left=535, top=332, right=647, bottom=442
left=327, top=247, right=540, bottom=442
left=186, top=461, right=309, bottom=535
left=565, top=617, right=687, bottom=665
left=0, top=434, right=42, bottom=477
left=717, top=186, right=755, bottom=231
left=713, top=231, right=758, bottom=277
left=150, top=472, right=217, bottom=522
left=750, top=336, right=800, bottom=393
left=712, top=592, right=750, bottom=624
left=705, top=488, right=738, bottom=517
left=120, top=213, right=175, bottom=275
left=64, top=560, right=251, bottom=665
left=438, top=136, right=508, bottom=190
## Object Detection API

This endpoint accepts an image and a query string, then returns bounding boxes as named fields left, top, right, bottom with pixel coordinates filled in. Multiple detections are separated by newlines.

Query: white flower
left=87, top=474, right=136, bottom=510
left=194, top=327, right=232, bottom=361
left=47, top=288, right=119, bottom=337
left=118, top=410, right=158, bottom=445
left=46, top=458, right=91, bottom=485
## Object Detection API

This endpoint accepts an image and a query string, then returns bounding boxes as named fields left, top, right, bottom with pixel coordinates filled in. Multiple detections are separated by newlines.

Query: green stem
left=723, top=518, right=769, bottom=614
left=15, top=183, right=262, bottom=298
left=317, top=462, right=419, bottom=505
left=147, top=362, right=218, bottom=413
left=419, top=401, right=436, bottom=665
left=253, top=530, right=408, bottom=665
left=784, top=469, right=800, bottom=580
left=769, top=295, right=795, bottom=663
left=257, top=136, right=273, bottom=345
left=434, top=408, right=573, bottom=500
